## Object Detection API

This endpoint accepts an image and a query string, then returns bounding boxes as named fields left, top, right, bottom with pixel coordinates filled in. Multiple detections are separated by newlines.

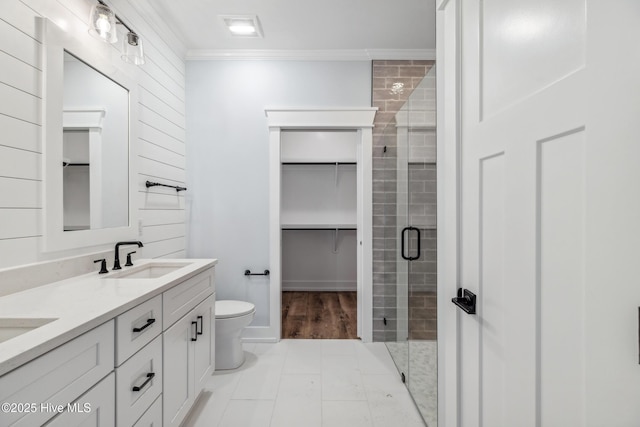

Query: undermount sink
left=0, top=318, right=58, bottom=344
left=107, top=262, right=192, bottom=279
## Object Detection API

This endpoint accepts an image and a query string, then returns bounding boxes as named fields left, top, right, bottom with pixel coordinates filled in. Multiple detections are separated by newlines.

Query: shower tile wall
left=371, top=60, right=435, bottom=342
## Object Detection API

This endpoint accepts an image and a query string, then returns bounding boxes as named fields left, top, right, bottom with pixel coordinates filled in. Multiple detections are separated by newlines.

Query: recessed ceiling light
left=220, top=15, right=263, bottom=38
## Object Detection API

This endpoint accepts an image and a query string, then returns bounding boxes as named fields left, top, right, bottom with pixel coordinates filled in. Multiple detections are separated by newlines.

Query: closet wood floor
left=281, top=291, right=357, bottom=339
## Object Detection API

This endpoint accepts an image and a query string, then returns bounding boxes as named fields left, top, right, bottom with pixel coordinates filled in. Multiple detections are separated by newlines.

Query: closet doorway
left=265, top=109, right=376, bottom=343
left=280, top=133, right=357, bottom=339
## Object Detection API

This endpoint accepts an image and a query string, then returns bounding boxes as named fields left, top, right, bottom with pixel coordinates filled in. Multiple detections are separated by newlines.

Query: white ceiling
left=147, top=0, right=436, bottom=59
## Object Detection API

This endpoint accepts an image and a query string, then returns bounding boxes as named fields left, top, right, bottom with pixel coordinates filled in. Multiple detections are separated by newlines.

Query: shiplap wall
left=0, top=0, right=187, bottom=269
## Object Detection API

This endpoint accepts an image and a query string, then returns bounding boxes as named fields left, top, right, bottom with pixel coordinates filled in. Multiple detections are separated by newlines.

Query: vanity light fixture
left=220, top=15, right=263, bottom=38
left=121, top=31, right=145, bottom=65
left=88, top=3, right=117, bottom=43
left=89, top=0, right=146, bottom=65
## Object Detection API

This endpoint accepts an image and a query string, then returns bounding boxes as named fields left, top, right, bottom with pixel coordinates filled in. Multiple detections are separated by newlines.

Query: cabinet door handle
left=132, top=318, right=156, bottom=333
left=191, top=321, right=198, bottom=341
left=196, top=315, right=204, bottom=335
left=132, top=372, right=155, bottom=392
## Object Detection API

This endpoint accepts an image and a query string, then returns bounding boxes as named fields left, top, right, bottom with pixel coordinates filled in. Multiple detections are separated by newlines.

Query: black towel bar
left=244, top=269, right=270, bottom=276
left=145, top=180, right=187, bottom=192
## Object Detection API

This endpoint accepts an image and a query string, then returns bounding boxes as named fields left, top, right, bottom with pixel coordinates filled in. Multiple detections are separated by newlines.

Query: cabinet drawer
left=44, top=372, right=115, bottom=427
left=163, top=268, right=214, bottom=329
left=133, top=395, right=162, bottom=427
left=0, top=320, right=114, bottom=427
left=116, top=294, right=162, bottom=365
left=116, top=335, right=163, bottom=427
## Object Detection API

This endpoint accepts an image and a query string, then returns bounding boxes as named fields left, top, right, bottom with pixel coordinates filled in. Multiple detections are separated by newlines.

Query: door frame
left=437, top=0, right=462, bottom=425
left=258, top=108, right=377, bottom=343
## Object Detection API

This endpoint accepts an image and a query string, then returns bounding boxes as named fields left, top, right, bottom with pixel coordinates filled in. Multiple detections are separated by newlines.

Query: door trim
left=437, top=0, right=462, bottom=425
left=248, top=108, right=376, bottom=343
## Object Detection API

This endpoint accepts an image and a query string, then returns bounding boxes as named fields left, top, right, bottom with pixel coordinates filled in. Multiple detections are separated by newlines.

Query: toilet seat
left=215, top=300, right=255, bottom=319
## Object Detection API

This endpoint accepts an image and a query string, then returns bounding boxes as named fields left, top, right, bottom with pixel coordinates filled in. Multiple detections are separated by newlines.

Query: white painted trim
left=42, top=18, right=139, bottom=252
left=63, top=110, right=105, bottom=129
left=186, top=49, right=436, bottom=61
left=437, top=0, right=452, bottom=10
left=358, top=127, right=373, bottom=343
left=264, top=108, right=377, bottom=129
left=264, top=108, right=376, bottom=343
left=437, top=1, right=461, bottom=426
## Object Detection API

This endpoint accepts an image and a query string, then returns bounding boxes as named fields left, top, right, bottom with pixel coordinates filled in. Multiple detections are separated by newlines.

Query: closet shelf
left=281, top=223, right=357, bottom=230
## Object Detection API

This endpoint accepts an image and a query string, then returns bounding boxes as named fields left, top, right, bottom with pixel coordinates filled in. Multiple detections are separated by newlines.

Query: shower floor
left=281, top=291, right=357, bottom=339
left=386, top=340, right=438, bottom=427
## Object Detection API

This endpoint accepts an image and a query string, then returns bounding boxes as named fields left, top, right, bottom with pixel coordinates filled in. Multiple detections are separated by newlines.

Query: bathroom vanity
left=0, top=258, right=216, bottom=427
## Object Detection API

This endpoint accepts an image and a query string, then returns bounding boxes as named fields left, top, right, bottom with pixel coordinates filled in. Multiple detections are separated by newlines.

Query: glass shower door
left=385, top=65, right=438, bottom=427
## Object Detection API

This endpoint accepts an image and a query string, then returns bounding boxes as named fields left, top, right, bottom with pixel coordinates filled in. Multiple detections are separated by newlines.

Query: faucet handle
left=94, top=259, right=108, bottom=274
left=125, top=251, right=136, bottom=267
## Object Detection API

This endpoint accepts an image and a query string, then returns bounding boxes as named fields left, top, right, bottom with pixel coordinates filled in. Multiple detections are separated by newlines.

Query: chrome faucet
left=113, top=241, right=144, bottom=270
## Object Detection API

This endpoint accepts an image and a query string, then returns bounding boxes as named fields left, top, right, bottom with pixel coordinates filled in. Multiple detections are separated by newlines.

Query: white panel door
left=446, top=0, right=640, bottom=425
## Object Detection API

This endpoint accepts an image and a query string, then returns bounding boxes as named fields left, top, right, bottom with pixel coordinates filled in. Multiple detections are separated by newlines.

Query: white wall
left=0, top=0, right=187, bottom=274
left=186, top=60, right=371, bottom=327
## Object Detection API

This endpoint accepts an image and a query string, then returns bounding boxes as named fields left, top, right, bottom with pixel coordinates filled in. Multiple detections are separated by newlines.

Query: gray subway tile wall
left=371, top=60, right=435, bottom=342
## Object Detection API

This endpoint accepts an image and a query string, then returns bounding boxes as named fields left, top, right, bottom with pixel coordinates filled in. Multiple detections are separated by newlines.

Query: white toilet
left=215, top=300, right=256, bottom=370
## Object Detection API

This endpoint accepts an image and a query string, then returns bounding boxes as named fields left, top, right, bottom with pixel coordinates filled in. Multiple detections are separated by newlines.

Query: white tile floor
left=183, top=339, right=426, bottom=427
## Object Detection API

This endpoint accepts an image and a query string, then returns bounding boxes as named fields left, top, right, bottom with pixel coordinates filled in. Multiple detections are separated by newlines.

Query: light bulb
left=96, top=14, right=112, bottom=33
left=229, top=24, right=256, bottom=35
left=89, top=4, right=117, bottom=43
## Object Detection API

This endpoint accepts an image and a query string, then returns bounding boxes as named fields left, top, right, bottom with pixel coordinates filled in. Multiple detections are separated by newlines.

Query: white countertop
left=0, top=258, right=217, bottom=377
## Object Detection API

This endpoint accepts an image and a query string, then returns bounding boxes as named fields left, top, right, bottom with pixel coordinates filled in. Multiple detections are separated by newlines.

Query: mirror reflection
left=62, top=51, right=129, bottom=231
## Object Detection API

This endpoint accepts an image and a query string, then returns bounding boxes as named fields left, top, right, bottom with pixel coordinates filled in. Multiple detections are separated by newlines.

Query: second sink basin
left=0, top=318, right=58, bottom=344
left=107, top=262, right=191, bottom=279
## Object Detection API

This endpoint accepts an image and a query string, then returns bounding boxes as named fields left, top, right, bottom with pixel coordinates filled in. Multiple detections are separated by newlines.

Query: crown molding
left=186, top=48, right=436, bottom=61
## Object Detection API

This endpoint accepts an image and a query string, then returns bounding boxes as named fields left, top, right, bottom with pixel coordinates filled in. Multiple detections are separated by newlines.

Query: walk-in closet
left=281, top=131, right=358, bottom=338
left=265, top=108, right=376, bottom=342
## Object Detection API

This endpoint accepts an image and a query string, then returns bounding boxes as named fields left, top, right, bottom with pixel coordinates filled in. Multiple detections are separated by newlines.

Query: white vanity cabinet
left=116, top=335, right=163, bottom=426
left=162, top=269, right=215, bottom=427
left=0, top=321, right=114, bottom=427
left=0, top=261, right=216, bottom=427
left=44, top=373, right=116, bottom=427
left=133, top=396, right=162, bottom=427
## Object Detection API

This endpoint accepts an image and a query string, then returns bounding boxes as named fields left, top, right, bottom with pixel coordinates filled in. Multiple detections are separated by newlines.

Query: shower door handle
left=400, top=226, right=421, bottom=261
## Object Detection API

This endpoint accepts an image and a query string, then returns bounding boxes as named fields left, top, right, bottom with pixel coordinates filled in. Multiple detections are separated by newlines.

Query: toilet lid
left=215, top=300, right=255, bottom=319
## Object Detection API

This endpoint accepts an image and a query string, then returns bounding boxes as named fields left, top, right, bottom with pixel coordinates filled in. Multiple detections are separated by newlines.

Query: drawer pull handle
left=191, top=321, right=198, bottom=341
left=132, top=318, right=156, bottom=333
left=132, top=372, right=155, bottom=392
left=197, top=315, right=204, bottom=335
